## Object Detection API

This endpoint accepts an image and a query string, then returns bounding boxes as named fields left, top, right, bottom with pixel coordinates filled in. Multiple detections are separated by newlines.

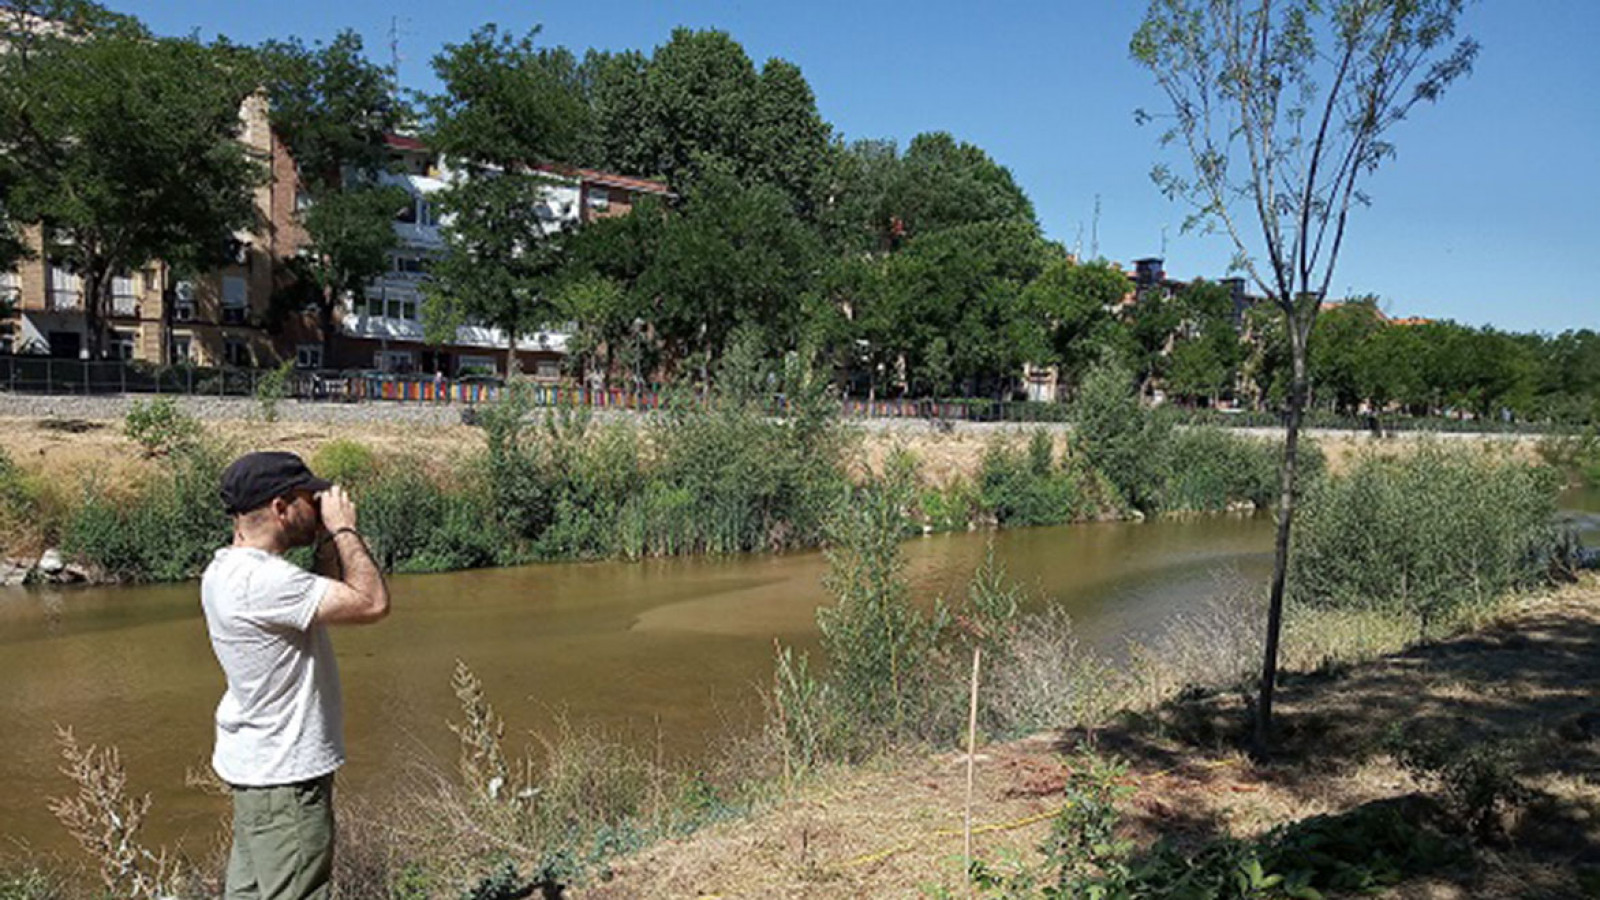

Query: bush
left=1291, top=442, right=1561, bottom=635
left=63, top=443, right=230, bottom=582
left=977, top=431, right=1089, bottom=526
left=0, top=448, right=42, bottom=553
left=123, top=397, right=201, bottom=457
left=1072, top=361, right=1171, bottom=512
left=360, top=465, right=506, bottom=573
left=310, top=439, right=378, bottom=488
left=1161, top=426, right=1323, bottom=512
left=254, top=360, right=293, bottom=423
left=1537, top=426, right=1600, bottom=487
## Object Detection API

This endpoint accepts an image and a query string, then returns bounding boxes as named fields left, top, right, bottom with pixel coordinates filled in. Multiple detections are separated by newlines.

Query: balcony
left=393, top=221, right=443, bottom=249
left=111, top=295, right=139, bottom=318
left=48, top=290, right=82, bottom=312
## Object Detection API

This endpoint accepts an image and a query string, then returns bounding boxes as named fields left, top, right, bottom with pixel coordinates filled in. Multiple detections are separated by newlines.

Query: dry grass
left=579, top=576, right=1600, bottom=899
left=45, top=726, right=203, bottom=900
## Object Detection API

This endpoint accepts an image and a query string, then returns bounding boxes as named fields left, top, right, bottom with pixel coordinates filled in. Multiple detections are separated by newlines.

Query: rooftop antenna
left=1072, top=222, right=1084, bottom=261
left=1090, top=194, right=1101, bottom=260
left=387, top=16, right=410, bottom=97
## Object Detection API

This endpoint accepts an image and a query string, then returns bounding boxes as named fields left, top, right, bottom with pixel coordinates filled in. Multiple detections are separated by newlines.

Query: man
left=201, top=451, right=389, bottom=900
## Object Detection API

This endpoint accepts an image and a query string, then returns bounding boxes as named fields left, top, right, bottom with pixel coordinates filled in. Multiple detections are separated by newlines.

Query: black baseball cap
left=220, top=451, right=333, bottom=515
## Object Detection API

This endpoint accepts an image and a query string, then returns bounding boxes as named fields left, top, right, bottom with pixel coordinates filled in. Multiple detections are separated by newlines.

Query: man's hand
left=317, top=486, right=358, bottom=532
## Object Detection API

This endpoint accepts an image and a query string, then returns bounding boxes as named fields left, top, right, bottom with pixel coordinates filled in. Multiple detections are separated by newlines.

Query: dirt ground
left=580, top=577, right=1600, bottom=899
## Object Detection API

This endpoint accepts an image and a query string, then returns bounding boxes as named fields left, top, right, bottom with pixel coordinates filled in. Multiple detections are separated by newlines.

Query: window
left=173, top=280, right=196, bottom=322
left=111, top=274, right=137, bottom=317
left=296, top=343, right=323, bottom=369
left=375, top=349, right=415, bottom=373
left=221, top=276, right=248, bottom=325
left=224, top=337, right=251, bottom=368
left=0, top=271, right=19, bottom=305
left=49, top=266, right=82, bottom=310
left=457, top=355, right=495, bottom=375
left=417, top=200, right=437, bottom=227
left=395, top=199, right=418, bottom=224
left=221, top=276, right=247, bottom=308
left=385, top=296, right=418, bottom=321
left=535, top=360, right=561, bottom=379
left=295, top=191, right=314, bottom=213
left=393, top=256, right=429, bottom=277
left=170, top=335, right=193, bottom=364
left=111, top=330, right=136, bottom=360
left=586, top=188, right=610, bottom=211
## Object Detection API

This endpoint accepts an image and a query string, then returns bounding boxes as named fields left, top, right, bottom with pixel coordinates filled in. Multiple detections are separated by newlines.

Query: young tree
left=1132, top=0, right=1478, bottom=755
left=258, top=30, right=408, bottom=361
left=0, top=4, right=261, bottom=359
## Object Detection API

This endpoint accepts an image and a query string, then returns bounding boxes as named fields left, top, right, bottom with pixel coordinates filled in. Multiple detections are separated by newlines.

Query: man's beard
left=287, top=516, right=319, bottom=549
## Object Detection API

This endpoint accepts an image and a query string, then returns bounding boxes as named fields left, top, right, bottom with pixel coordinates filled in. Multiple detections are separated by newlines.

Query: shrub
left=1072, top=361, right=1171, bottom=512
left=977, top=431, right=1088, bottom=526
left=1291, top=442, right=1561, bottom=636
left=0, top=448, right=41, bottom=552
left=254, top=360, right=294, bottom=423
left=310, top=439, right=378, bottom=488
left=1386, top=727, right=1529, bottom=843
left=360, top=465, right=506, bottom=573
left=123, top=397, right=201, bottom=457
left=1537, top=426, right=1600, bottom=487
left=63, top=443, right=230, bottom=582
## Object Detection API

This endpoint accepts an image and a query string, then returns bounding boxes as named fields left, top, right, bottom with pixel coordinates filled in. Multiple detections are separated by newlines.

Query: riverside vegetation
left=2, top=355, right=1300, bottom=583
left=2, top=359, right=1585, bottom=898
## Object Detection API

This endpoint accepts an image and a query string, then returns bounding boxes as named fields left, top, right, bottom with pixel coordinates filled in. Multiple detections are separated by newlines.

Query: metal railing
left=0, top=355, right=1573, bottom=433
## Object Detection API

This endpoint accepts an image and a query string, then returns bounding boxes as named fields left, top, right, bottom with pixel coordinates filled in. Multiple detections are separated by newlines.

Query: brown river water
left=2, top=490, right=1595, bottom=855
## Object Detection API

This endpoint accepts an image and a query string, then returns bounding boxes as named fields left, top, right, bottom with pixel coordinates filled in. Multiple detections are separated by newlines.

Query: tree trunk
left=1254, top=317, right=1309, bottom=760
left=82, top=268, right=106, bottom=360
left=320, top=285, right=338, bottom=365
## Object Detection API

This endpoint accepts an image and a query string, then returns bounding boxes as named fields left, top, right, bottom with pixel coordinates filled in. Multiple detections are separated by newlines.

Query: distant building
left=0, top=103, right=674, bottom=377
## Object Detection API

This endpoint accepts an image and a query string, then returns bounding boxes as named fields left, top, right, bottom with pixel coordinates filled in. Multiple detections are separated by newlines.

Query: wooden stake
left=964, top=645, right=981, bottom=891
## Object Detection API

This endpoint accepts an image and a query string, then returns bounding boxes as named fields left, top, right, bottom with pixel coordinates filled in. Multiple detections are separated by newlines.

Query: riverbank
left=0, top=395, right=1544, bottom=491
left=580, top=575, right=1600, bottom=899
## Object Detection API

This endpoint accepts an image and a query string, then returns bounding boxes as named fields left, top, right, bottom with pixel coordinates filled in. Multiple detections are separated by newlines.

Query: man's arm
left=311, top=486, right=389, bottom=626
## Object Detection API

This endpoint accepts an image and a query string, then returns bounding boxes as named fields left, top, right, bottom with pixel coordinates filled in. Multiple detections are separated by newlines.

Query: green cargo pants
left=225, top=774, right=335, bottom=900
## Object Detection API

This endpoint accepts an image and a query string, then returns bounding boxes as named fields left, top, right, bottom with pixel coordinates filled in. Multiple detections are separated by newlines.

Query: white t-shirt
left=201, top=547, right=344, bottom=786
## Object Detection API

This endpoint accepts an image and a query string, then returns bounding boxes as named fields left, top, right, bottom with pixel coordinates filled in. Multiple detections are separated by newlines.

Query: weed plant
left=122, top=397, right=201, bottom=458
left=309, top=439, right=378, bottom=488
left=1291, top=442, right=1562, bottom=636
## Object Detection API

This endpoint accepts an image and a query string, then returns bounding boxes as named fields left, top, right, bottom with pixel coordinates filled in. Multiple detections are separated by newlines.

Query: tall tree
left=258, top=30, right=408, bottom=360
left=422, top=25, right=588, bottom=373
left=1020, top=258, right=1135, bottom=397
left=581, top=29, right=830, bottom=214
left=639, top=171, right=822, bottom=372
left=1310, top=298, right=1386, bottom=413
left=1167, top=279, right=1244, bottom=405
left=0, top=3, right=261, bottom=359
left=1132, top=0, right=1478, bottom=755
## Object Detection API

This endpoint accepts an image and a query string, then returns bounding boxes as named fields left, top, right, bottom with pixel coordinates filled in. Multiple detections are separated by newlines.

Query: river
left=1, top=491, right=1595, bottom=855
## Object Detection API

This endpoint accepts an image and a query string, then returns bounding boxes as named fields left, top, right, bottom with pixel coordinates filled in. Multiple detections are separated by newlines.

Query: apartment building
left=0, top=103, right=674, bottom=377
left=326, top=135, right=673, bottom=377
left=1, top=93, right=287, bottom=368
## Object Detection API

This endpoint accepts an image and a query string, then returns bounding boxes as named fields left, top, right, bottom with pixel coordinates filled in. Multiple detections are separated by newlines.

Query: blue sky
left=121, top=1, right=1597, bottom=335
